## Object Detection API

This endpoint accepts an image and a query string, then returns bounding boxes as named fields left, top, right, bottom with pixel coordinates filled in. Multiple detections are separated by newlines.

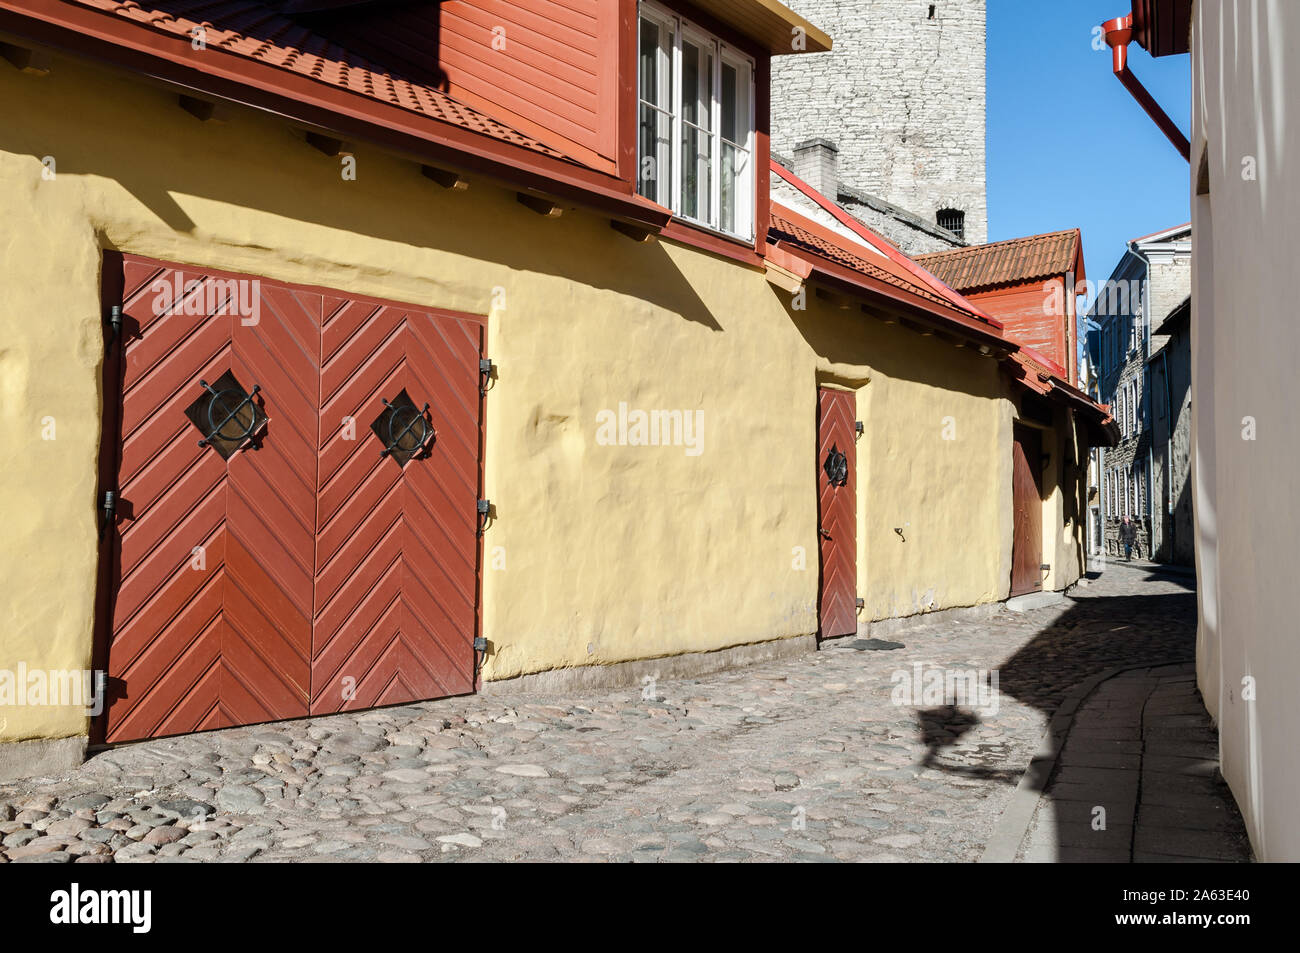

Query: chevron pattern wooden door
left=312, top=297, right=482, bottom=714
left=817, top=388, right=858, bottom=639
left=103, top=257, right=319, bottom=742
left=100, top=257, right=483, bottom=742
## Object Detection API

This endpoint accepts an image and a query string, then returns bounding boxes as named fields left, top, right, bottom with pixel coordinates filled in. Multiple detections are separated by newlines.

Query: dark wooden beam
left=611, top=219, right=656, bottom=243
left=0, top=42, right=51, bottom=75
left=860, top=303, right=896, bottom=324
left=421, top=165, right=469, bottom=190
left=516, top=192, right=563, bottom=217
left=178, top=94, right=231, bottom=123
left=306, top=131, right=347, bottom=157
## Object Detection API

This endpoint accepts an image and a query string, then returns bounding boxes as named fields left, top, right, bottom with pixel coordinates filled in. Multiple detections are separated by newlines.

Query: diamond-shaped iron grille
left=824, top=445, right=848, bottom=487
left=184, top=370, right=264, bottom=460
left=371, top=389, right=433, bottom=466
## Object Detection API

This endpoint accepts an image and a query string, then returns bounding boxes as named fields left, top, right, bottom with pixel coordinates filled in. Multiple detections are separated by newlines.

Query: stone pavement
left=1018, top=662, right=1252, bottom=863
left=0, top=561, right=1244, bottom=863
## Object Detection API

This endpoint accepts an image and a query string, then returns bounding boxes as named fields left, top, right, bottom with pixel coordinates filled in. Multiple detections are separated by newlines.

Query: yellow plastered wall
left=0, top=55, right=1060, bottom=742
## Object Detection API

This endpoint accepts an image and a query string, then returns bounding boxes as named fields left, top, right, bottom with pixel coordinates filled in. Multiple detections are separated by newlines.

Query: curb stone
left=979, top=657, right=1194, bottom=864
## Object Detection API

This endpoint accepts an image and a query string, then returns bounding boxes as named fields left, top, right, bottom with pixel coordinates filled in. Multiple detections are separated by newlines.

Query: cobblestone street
left=1, top=562, right=1234, bottom=863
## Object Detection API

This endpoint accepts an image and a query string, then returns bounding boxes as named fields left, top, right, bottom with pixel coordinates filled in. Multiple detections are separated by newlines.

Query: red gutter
left=1102, top=14, right=1191, bottom=161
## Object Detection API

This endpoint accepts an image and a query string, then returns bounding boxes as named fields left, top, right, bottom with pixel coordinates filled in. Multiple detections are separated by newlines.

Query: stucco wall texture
left=1, top=53, right=1057, bottom=747
left=771, top=0, right=989, bottom=245
left=1192, top=0, right=1300, bottom=862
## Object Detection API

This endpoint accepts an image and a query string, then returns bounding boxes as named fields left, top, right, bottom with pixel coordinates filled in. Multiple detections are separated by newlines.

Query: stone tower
left=770, top=0, right=988, bottom=247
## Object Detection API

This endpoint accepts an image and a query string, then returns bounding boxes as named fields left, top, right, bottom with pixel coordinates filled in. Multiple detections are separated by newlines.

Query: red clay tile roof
left=769, top=208, right=990, bottom=319
left=63, top=0, right=572, bottom=160
left=915, top=229, right=1083, bottom=293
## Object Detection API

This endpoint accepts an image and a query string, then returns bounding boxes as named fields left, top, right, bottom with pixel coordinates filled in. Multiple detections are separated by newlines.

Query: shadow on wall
left=780, top=288, right=1003, bottom=401
left=1, top=57, right=727, bottom=331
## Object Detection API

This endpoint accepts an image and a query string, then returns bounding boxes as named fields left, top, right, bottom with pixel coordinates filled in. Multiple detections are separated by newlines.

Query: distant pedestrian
left=1119, top=517, right=1137, bottom=560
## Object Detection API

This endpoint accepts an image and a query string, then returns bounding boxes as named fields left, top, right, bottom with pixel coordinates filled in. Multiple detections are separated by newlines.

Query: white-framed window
left=637, top=1, right=755, bottom=240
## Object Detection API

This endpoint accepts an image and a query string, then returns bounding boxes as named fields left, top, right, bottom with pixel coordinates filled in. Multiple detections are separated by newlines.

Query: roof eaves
left=770, top=160, right=1001, bottom=328
left=0, top=0, right=671, bottom=231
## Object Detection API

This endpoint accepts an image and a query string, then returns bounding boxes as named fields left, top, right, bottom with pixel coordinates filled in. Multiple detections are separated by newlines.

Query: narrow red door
left=312, top=297, right=483, bottom=713
left=1010, top=424, right=1043, bottom=596
left=102, top=257, right=318, bottom=742
left=817, top=388, right=857, bottom=639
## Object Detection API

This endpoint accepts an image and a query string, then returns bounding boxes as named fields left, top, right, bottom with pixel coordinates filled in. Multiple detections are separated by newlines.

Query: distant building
left=1084, top=224, right=1192, bottom=561
left=770, top=0, right=988, bottom=252
left=1148, top=297, right=1192, bottom=565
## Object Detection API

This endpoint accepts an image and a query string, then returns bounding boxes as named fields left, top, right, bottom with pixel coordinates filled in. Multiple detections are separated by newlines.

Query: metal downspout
left=1102, top=14, right=1191, bottom=161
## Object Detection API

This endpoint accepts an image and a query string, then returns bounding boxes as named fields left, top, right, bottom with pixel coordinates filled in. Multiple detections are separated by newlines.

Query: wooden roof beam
left=421, top=164, right=469, bottom=190
left=517, top=192, right=564, bottom=217
left=0, top=41, right=51, bottom=75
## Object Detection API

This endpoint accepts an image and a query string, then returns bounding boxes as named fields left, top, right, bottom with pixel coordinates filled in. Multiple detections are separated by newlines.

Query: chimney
left=793, top=138, right=838, bottom=199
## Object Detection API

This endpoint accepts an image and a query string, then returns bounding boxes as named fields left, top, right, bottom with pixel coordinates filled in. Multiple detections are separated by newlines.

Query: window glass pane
left=639, top=104, right=672, bottom=204
left=681, top=124, right=711, bottom=221
left=681, top=39, right=712, bottom=131
left=721, top=62, right=738, bottom=142
left=637, top=15, right=673, bottom=205
left=639, top=17, right=672, bottom=110
left=721, top=141, right=749, bottom=235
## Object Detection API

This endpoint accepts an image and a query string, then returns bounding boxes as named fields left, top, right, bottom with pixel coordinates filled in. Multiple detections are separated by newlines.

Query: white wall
left=1192, top=0, right=1300, bottom=862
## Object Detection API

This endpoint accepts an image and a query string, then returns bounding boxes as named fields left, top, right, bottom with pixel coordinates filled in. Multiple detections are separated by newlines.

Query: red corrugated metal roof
left=768, top=208, right=979, bottom=316
left=916, top=229, right=1084, bottom=293
left=769, top=159, right=1000, bottom=326
left=62, top=0, right=573, bottom=161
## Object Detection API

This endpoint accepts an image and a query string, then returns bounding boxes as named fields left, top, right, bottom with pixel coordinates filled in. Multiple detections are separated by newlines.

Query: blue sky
left=987, top=0, right=1191, bottom=288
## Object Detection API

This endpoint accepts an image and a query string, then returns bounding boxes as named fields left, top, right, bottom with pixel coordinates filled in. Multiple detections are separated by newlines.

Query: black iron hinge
left=105, top=304, right=123, bottom=348
left=476, top=499, right=491, bottom=536
left=479, top=358, right=494, bottom=396
left=99, top=489, right=116, bottom=541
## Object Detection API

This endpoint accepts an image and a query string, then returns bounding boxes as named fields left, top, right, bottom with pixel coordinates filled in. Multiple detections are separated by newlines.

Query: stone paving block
left=0, top=562, right=1244, bottom=865
left=1138, top=804, right=1243, bottom=833
left=1134, top=825, right=1253, bottom=862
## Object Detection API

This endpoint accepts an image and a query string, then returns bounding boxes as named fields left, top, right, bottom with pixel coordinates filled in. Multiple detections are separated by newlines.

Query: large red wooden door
left=312, top=298, right=482, bottom=713
left=817, top=388, right=857, bottom=639
left=1010, top=424, right=1043, bottom=597
left=99, top=257, right=483, bottom=743
left=103, top=257, right=318, bottom=742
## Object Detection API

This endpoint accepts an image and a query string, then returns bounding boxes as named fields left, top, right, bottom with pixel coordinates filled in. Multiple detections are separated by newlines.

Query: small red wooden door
left=817, top=388, right=857, bottom=639
left=312, top=297, right=483, bottom=713
left=1010, top=424, right=1043, bottom=596
left=102, top=257, right=318, bottom=742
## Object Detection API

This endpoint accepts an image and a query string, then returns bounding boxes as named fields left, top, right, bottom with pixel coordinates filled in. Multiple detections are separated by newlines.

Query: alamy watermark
left=595, top=402, right=703, bottom=456
left=0, top=664, right=105, bottom=715
left=149, top=273, right=261, bottom=325
left=890, top=663, right=1000, bottom=716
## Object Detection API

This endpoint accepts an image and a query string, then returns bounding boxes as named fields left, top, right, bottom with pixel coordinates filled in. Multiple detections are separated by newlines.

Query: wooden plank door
left=101, top=257, right=318, bottom=742
left=817, top=388, right=857, bottom=639
left=312, top=297, right=483, bottom=713
left=1011, top=424, right=1043, bottom=597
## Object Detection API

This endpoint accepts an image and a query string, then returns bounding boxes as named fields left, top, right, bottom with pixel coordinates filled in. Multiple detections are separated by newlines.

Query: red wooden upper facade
left=917, top=230, right=1087, bottom=385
